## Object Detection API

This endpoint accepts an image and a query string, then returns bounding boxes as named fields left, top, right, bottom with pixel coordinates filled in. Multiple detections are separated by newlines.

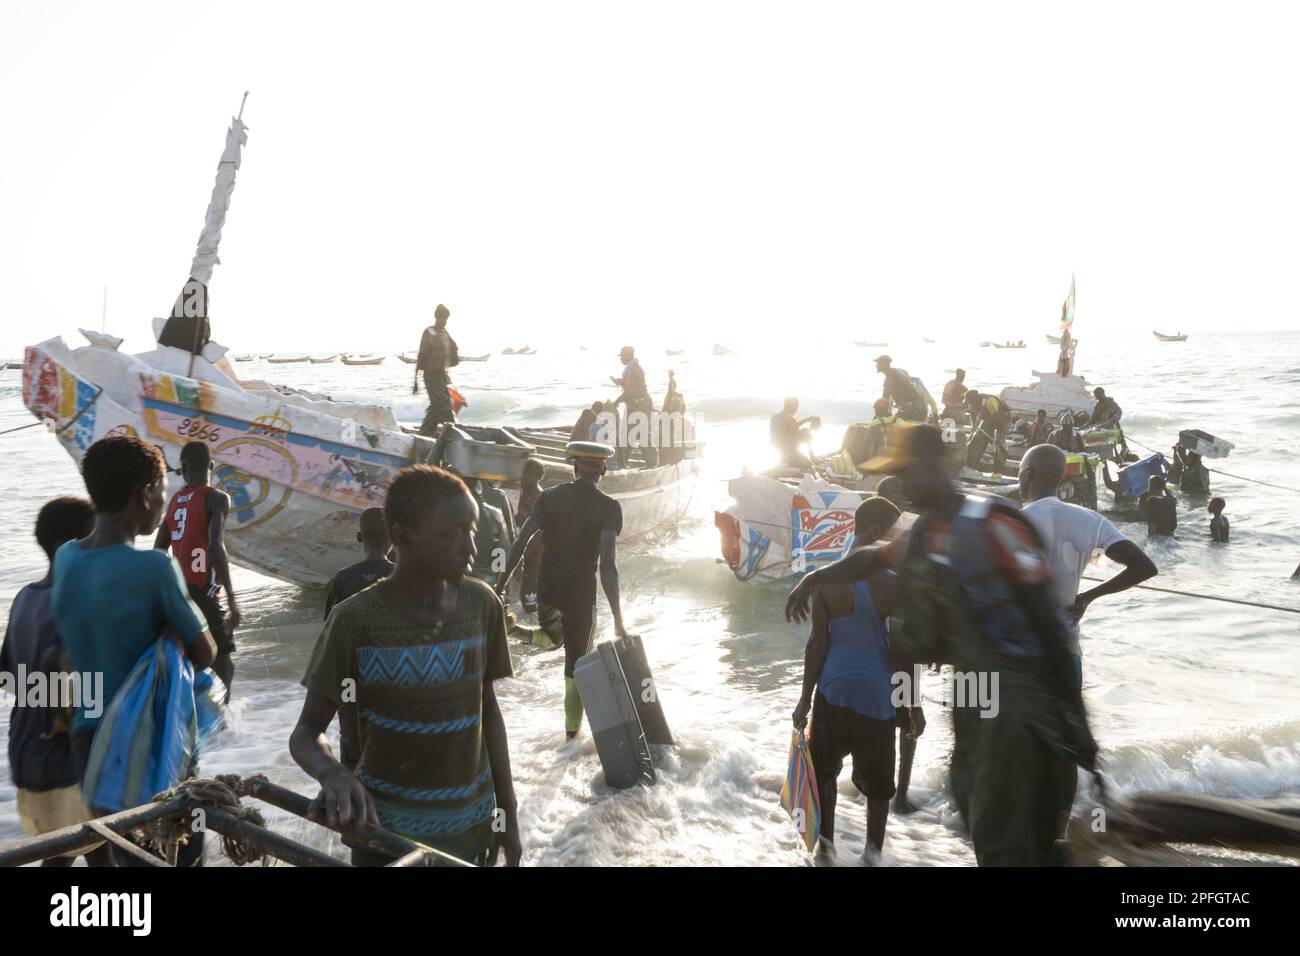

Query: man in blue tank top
left=792, top=496, right=924, bottom=862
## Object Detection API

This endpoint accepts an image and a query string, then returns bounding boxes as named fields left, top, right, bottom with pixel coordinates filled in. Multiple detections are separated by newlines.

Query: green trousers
left=950, top=669, right=1078, bottom=866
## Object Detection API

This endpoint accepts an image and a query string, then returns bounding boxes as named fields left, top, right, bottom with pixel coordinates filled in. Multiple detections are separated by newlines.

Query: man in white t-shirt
left=1018, top=445, right=1157, bottom=682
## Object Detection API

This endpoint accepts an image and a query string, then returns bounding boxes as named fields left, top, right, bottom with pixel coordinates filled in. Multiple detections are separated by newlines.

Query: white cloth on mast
left=190, top=116, right=248, bottom=288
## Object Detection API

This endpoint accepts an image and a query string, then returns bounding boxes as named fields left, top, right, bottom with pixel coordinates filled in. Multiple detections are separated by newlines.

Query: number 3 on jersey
left=171, top=507, right=187, bottom=541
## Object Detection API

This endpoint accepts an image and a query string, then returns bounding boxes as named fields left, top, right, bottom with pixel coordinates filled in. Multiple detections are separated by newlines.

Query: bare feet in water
left=893, top=796, right=918, bottom=815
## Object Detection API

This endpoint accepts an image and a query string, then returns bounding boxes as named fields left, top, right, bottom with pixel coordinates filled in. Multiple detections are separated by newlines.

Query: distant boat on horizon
left=1153, top=331, right=1188, bottom=342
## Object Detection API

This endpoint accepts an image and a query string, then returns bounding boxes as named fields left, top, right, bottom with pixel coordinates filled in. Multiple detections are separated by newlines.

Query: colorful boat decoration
left=716, top=474, right=913, bottom=583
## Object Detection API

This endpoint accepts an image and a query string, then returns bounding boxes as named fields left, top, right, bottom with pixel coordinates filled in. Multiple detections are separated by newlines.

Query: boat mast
left=178, top=92, right=250, bottom=375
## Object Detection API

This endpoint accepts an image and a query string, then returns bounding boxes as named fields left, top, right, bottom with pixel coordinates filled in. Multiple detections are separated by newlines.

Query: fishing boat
left=459, top=353, right=490, bottom=362
left=233, top=353, right=257, bottom=362
left=308, top=353, right=338, bottom=364
left=1153, top=331, right=1188, bottom=342
left=665, top=348, right=685, bottom=356
left=978, top=341, right=992, bottom=348
left=922, top=337, right=935, bottom=344
left=1000, top=276, right=1094, bottom=419
left=396, top=350, right=418, bottom=363
left=1046, top=334, right=1061, bottom=345
left=992, top=341, right=1026, bottom=349
left=266, top=353, right=309, bottom=364
left=853, top=340, right=889, bottom=347
left=712, top=343, right=735, bottom=356
left=341, top=352, right=384, bottom=366
left=20, top=102, right=701, bottom=588
left=257, top=352, right=272, bottom=359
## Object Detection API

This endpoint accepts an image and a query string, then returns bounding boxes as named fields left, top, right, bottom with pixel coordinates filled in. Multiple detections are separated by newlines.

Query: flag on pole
left=1060, top=274, right=1076, bottom=331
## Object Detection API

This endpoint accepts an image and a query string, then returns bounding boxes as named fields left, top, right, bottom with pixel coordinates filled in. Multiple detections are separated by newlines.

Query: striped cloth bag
left=82, top=639, right=226, bottom=813
left=779, top=727, right=822, bottom=852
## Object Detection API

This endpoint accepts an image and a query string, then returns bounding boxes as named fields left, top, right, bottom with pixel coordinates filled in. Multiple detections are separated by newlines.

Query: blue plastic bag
left=82, top=638, right=226, bottom=813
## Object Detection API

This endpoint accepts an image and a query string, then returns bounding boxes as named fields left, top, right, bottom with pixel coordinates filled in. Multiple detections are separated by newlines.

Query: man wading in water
left=785, top=426, right=1097, bottom=866
left=497, top=442, right=626, bottom=740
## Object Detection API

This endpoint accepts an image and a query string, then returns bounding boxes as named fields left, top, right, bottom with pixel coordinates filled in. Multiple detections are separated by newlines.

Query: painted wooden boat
left=22, top=335, right=702, bottom=587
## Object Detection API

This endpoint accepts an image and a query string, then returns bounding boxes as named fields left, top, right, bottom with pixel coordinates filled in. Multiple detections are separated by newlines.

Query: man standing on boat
left=497, top=442, right=627, bottom=741
left=875, top=355, right=927, bottom=423
left=941, top=369, right=968, bottom=421
left=414, top=304, right=460, bottom=436
left=611, top=346, right=657, bottom=468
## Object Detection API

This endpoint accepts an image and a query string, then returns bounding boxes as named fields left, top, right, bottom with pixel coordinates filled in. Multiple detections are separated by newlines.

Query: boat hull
left=999, top=372, right=1095, bottom=419
left=23, top=338, right=700, bottom=586
left=715, top=474, right=914, bottom=583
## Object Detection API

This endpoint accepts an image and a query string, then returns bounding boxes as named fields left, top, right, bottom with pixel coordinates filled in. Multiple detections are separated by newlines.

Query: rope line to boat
left=1079, top=575, right=1300, bottom=615
left=724, top=516, right=1300, bottom=613
left=1124, top=434, right=1300, bottom=495
left=1, top=387, right=105, bottom=441
left=0, top=421, right=43, bottom=437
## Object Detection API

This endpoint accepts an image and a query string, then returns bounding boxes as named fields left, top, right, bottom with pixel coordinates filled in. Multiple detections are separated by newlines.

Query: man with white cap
left=498, top=441, right=627, bottom=739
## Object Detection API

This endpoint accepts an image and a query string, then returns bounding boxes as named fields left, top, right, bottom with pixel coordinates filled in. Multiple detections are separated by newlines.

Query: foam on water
left=1, top=331, right=1298, bottom=865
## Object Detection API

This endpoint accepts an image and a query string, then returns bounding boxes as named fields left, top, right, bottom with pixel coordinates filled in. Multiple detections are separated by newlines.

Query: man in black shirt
left=413, top=304, right=460, bottom=436
left=324, top=508, right=395, bottom=618
left=498, top=442, right=626, bottom=739
left=875, top=355, right=927, bottom=422
left=1138, top=475, right=1178, bottom=536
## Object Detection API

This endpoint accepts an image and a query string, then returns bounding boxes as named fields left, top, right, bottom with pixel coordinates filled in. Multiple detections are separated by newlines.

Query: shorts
left=18, top=785, right=95, bottom=853
left=537, top=602, right=596, bottom=678
left=809, top=691, right=897, bottom=800
left=188, top=583, right=236, bottom=656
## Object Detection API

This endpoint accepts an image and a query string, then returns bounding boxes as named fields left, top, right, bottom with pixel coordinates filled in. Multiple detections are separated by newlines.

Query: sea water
left=1, top=330, right=1297, bottom=865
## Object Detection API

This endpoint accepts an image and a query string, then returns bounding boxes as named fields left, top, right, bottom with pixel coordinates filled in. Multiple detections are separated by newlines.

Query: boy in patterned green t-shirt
left=290, top=465, right=521, bottom=865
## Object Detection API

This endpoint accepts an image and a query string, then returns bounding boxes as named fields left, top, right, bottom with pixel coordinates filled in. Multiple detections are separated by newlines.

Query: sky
left=1, top=1, right=1298, bottom=358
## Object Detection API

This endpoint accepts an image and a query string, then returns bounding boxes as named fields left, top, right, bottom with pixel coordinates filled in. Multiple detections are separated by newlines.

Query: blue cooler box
left=1117, top=453, right=1168, bottom=497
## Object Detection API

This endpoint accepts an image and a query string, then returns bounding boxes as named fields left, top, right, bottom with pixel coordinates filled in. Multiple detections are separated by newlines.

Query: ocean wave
left=1104, top=718, right=1300, bottom=800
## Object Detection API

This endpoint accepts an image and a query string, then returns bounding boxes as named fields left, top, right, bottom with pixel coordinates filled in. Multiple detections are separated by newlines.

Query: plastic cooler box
left=573, top=642, right=656, bottom=789
left=1117, top=453, right=1168, bottom=498
left=1178, top=429, right=1234, bottom=459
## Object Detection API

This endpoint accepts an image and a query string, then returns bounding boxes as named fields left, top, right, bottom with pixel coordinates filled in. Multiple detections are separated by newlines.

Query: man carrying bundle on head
left=498, top=442, right=627, bottom=740
left=414, top=304, right=460, bottom=436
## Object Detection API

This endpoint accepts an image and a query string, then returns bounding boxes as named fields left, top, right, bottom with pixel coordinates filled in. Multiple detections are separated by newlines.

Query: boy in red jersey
left=155, top=441, right=240, bottom=697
